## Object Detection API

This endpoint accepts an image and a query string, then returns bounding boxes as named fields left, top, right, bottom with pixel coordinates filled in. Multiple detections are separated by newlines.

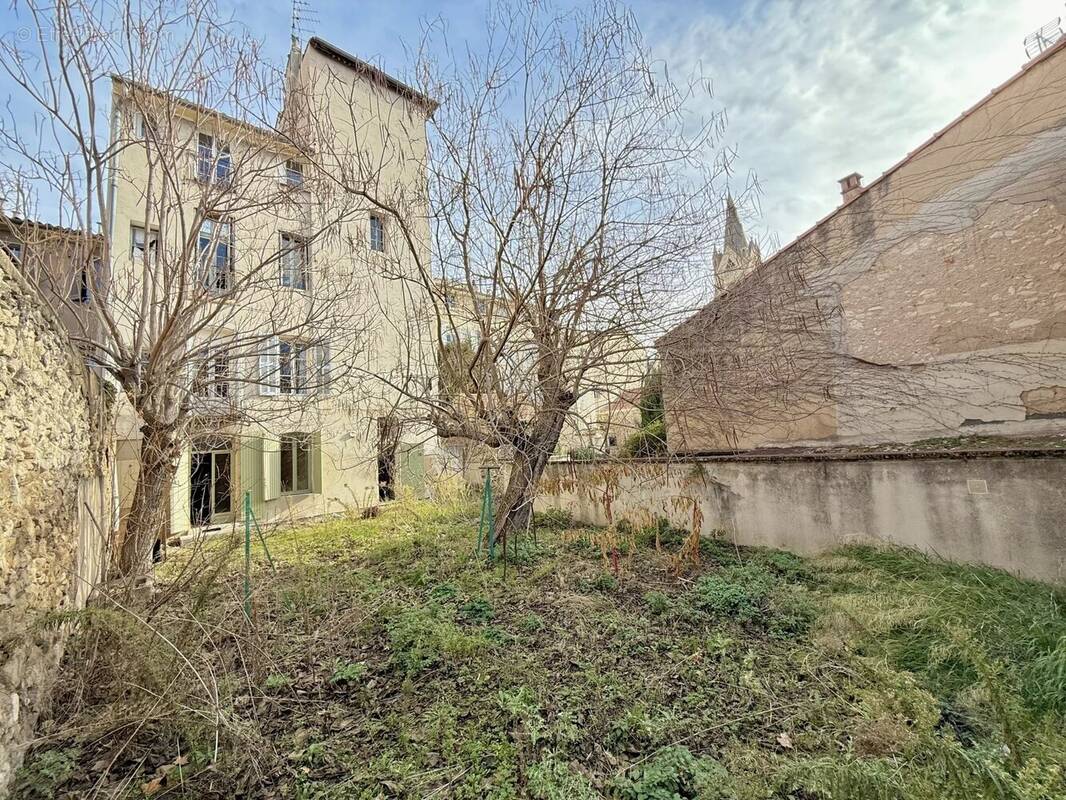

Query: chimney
left=838, top=172, right=863, bottom=204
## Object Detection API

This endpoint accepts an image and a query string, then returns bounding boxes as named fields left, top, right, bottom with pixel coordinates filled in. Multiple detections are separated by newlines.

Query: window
left=198, top=218, right=233, bottom=291
left=283, top=160, right=304, bottom=188
left=2, top=240, right=23, bottom=263
left=197, top=133, right=231, bottom=185
left=280, top=433, right=312, bottom=494
left=279, top=339, right=307, bottom=395
left=131, top=225, right=159, bottom=261
left=279, top=232, right=309, bottom=290
left=135, top=112, right=157, bottom=140
left=369, top=214, right=384, bottom=252
left=70, top=263, right=90, bottom=303
left=194, top=357, right=230, bottom=398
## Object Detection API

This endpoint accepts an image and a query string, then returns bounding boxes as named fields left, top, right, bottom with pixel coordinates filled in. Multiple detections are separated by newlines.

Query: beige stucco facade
left=110, top=38, right=436, bottom=538
left=661, top=40, right=1066, bottom=453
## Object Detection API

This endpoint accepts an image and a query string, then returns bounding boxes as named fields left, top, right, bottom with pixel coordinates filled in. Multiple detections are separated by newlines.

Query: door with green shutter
left=239, top=435, right=265, bottom=521
left=399, top=442, right=426, bottom=497
left=170, top=445, right=191, bottom=536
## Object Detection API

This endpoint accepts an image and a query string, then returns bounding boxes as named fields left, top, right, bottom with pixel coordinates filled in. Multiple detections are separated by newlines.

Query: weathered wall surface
left=0, top=252, right=111, bottom=790
left=660, top=41, right=1066, bottom=453
left=539, top=454, right=1066, bottom=584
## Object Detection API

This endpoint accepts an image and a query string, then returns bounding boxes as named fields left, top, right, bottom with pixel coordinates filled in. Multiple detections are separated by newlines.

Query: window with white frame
left=194, top=356, right=230, bottom=398
left=134, top=112, right=157, bottom=140
left=198, top=218, right=233, bottom=291
left=197, top=133, right=231, bottom=185
left=259, top=338, right=327, bottom=396
left=280, top=433, right=312, bottom=494
left=283, top=160, right=304, bottom=188
left=369, top=214, right=384, bottom=252
left=279, top=339, right=307, bottom=395
left=280, top=232, right=309, bottom=290
left=131, top=224, right=159, bottom=261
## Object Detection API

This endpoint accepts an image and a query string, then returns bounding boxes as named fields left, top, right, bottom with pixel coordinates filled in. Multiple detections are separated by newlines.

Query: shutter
left=317, top=342, right=331, bottom=395
left=169, top=444, right=191, bottom=536
left=259, top=337, right=279, bottom=396
left=399, top=443, right=426, bottom=496
left=262, top=436, right=281, bottom=501
left=311, top=431, right=323, bottom=494
left=238, top=435, right=263, bottom=520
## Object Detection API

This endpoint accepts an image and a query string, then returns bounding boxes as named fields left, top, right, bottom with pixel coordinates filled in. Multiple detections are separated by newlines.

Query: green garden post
left=486, top=469, right=496, bottom=561
left=243, top=490, right=252, bottom=622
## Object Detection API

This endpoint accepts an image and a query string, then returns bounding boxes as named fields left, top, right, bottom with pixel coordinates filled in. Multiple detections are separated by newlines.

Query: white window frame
left=199, top=218, right=233, bottom=292
left=197, top=133, right=231, bottom=185
left=279, top=232, right=310, bottom=290
left=279, top=339, right=308, bottom=395
left=369, top=214, right=384, bottom=252
left=194, top=356, right=230, bottom=399
left=279, top=432, right=312, bottom=494
left=131, top=224, right=159, bottom=262
left=283, top=160, right=304, bottom=188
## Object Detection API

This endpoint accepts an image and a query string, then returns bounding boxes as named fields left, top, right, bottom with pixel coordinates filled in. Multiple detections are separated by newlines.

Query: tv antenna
left=1023, top=17, right=1063, bottom=59
left=291, top=0, right=319, bottom=43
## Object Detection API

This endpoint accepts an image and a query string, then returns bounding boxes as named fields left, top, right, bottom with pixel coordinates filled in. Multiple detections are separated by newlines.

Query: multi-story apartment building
left=109, top=37, right=437, bottom=537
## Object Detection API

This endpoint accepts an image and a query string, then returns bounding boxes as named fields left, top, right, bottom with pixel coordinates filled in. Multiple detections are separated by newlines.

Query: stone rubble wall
left=0, top=251, right=112, bottom=790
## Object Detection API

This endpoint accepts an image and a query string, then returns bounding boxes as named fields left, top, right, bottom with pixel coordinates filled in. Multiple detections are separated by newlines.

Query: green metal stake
left=243, top=490, right=253, bottom=622
left=485, top=469, right=496, bottom=561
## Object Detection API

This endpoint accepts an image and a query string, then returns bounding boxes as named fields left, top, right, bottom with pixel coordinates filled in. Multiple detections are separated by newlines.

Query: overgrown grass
left=13, top=502, right=1066, bottom=799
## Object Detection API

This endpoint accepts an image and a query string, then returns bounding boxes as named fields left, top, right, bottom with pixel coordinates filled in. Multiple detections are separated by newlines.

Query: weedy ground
left=13, top=499, right=1066, bottom=799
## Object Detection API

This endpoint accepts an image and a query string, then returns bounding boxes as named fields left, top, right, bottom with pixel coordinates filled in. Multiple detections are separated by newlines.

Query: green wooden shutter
left=170, top=444, right=191, bottom=536
left=311, top=431, right=323, bottom=494
left=239, top=435, right=263, bottom=518
left=399, top=443, right=426, bottom=496
left=262, top=436, right=281, bottom=501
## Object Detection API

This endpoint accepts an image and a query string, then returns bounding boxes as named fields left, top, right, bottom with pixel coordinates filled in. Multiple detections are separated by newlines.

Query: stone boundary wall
left=538, top=453, right=1066, bottom=584
left=0, top=252, right=112, bottom=790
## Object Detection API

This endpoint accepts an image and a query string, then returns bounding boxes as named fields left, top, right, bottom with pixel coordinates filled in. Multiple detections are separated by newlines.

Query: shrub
left=614, top=746, right=733, bottom=799
left=386, top=606, right=490, bottom=677
left=622, top=418, right=667, bottom=458
left=460, top=597, right=495, bottom=624
left=264, top=673, right=292, bottom=690
left=690, top=565, right=777, bottom=623
left=528, top=752, right=598, bottom=800
left=329, top=660, right=367, bottom=685
left=13, top=748, right=80, bottom=800
left=534, top=508, right=573, bottom=531
left=644, top=590, right=673, bottom=616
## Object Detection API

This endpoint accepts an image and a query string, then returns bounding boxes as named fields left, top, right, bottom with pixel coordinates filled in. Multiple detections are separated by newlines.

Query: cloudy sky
left=0, top=0, right=1059, bottom=250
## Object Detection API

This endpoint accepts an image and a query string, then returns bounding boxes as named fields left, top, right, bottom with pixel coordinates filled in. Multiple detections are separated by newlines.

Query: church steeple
left=713, top=194, right=761, bottom=294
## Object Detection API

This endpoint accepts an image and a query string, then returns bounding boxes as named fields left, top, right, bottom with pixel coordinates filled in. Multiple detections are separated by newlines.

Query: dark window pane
left=280, top=437, right=294, bottom=493
left=295, top=437, right=310, bottom=492
left=214, top=452, right=231, bottom=513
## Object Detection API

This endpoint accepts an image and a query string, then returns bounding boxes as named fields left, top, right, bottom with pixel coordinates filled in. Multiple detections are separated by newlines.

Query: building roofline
left=308, top=37, right=438, bottom=114
left=1, top=214, right=101, bottom=240
left=110, top=75, right=294, bottom=146
left=659, top=35, right=1066, bottom=348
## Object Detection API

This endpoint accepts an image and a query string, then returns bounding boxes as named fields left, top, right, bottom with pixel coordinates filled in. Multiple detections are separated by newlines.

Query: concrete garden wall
left=539, top=453, right=1066, bottom=584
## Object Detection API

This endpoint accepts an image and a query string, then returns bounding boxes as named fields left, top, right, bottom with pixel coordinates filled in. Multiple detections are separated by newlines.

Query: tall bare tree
left=390, top=1, right=727, bottom=543
left=0, top=0, right=379, bottom=575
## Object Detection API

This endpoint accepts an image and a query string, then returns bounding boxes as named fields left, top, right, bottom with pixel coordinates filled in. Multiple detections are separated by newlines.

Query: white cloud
left=641, top=0, right=1056, bottom=250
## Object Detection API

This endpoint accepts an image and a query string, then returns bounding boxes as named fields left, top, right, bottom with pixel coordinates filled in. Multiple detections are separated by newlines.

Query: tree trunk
left=119, top=424, right=182, bottom=577
left=494, top=410, right=568, bottom=547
